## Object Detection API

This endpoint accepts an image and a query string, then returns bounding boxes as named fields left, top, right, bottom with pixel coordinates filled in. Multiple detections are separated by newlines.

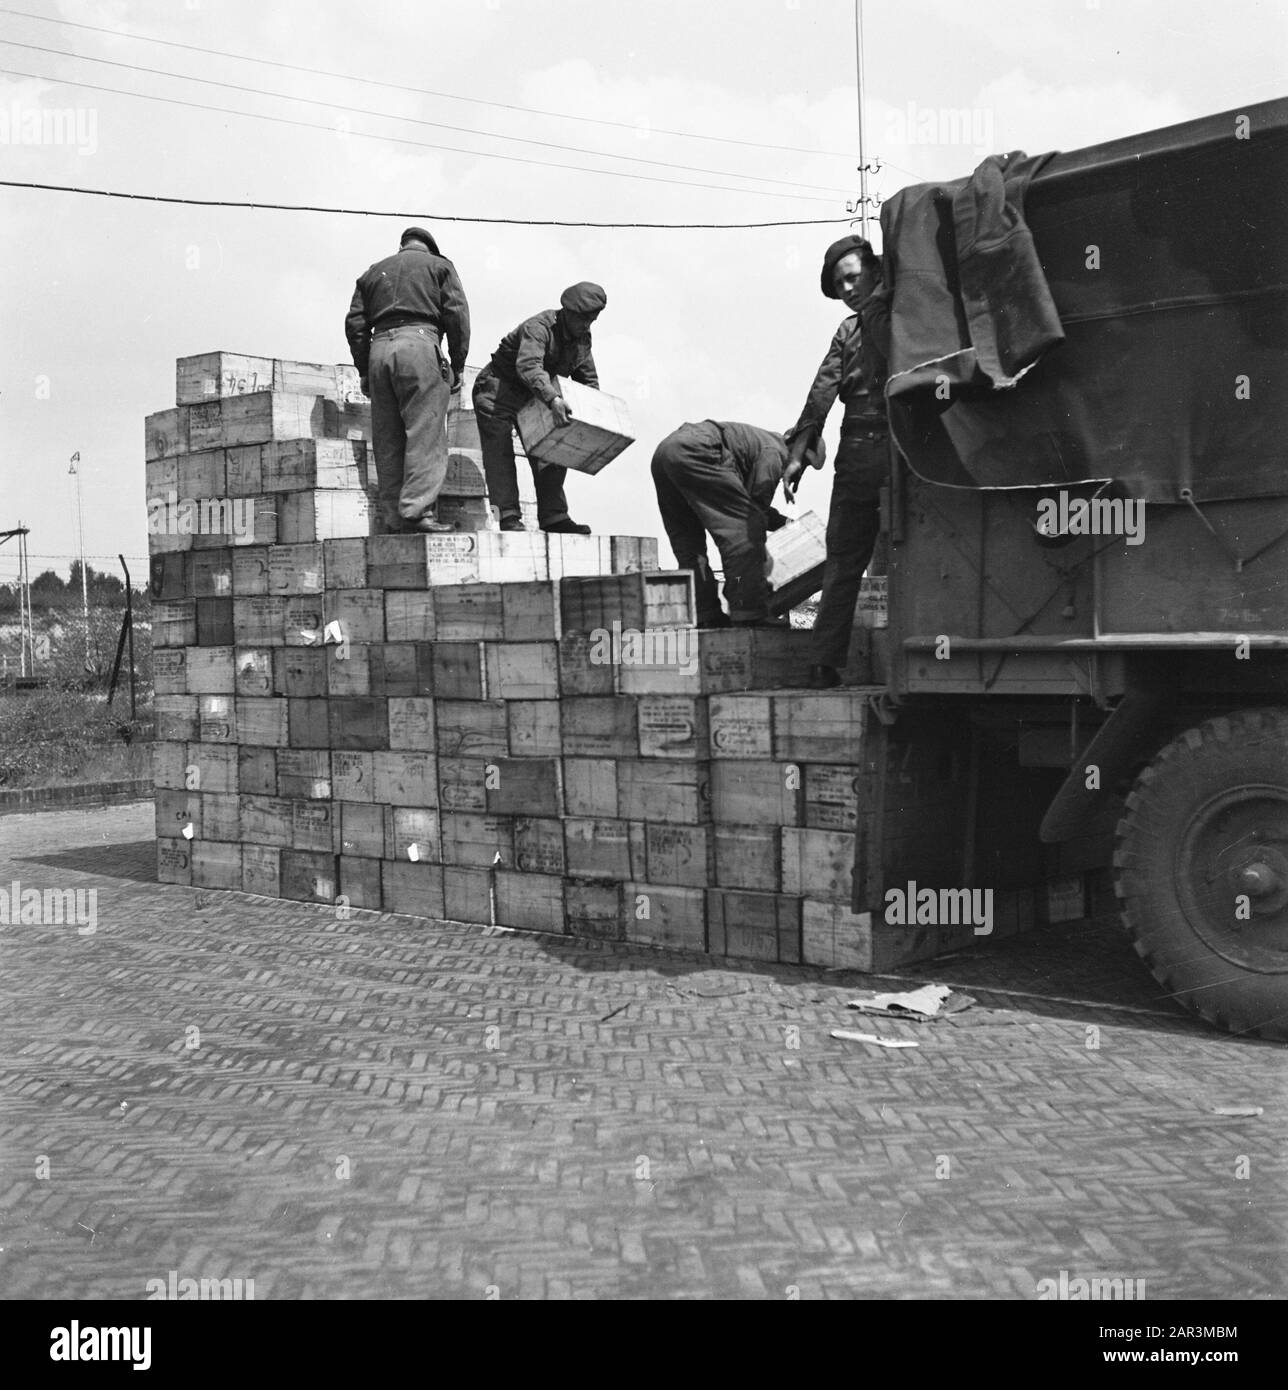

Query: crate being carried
left=516, top=376, right=635, bottom=475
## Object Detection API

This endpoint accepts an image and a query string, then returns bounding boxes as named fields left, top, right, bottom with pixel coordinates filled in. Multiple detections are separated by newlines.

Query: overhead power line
left=0, top=64, right=840, bottom=204
left=0, top=5, right=855, bottom=159
left=0, top=38, right=853, bottom=197
left=0, top=178, right=851, bottom=229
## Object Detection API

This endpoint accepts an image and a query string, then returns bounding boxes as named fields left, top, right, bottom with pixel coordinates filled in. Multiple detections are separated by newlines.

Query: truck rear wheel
left=1113, top=707, right=1288, bottom=1040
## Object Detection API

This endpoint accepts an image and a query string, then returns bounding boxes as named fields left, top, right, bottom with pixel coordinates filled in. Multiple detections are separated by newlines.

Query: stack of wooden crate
left=144, top=351, right=1020, bottom=975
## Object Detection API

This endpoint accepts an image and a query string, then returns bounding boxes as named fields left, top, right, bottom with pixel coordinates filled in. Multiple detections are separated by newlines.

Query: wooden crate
left=145, top=456, right=178, bottom=501
left=368, top=643, right=421, bottom=699
left=149, top=551, right=187, bottom=602
left=800, top=899, right=873, bottom=970
left=714, top=825, right=781, bottom=892
left=780, top=826, right=855, bottom=902
left=610, top=536, right=661, bottom=574
left=197, top=693, right=236, bottom=743
left=637, top=695, right=708, bottom=760
left=233, top=648, right=273, bottom=698
left=391, top=807, right=441, bottom=864
left=485, top=758, right=561, bottom=817
left=562, top=758, right=618, bottom=818
left=427, top=642, right=487, bottom=699
left=437, top=758, right=489, bottom=814
left=708, top=889, right=801, bottom=964
left=644, top=823, right=714, bottom=889
left=502, top=582, right=559, bottom=641
left=288, top=698, right=330, bottom=748
left=331, top=750, right=374, bottom=802
left=263, top=439, right=368, bottom=491
left=560, top=696, right=639, bottom=758
left=803, top=763, right=866, bottom=831
left=325, top=644, right=371, bottom=698
left=443, top=865, right=492, bottom=925
left=152, top=650, right=188, bottom=695
left=339, top=802, right=391, bottom=858
left=617, top=759, right=711, bottom=824
left=562, top=817, right=645, bottom=881
left=439, top=812, right=513, bottom=868
left=764, top=509, right=826, bottom=615
left=494, top=869, right=564, bottom=933
left=772, top=692, right=869, bottom=764
left=710, top=761, right=803, bottom=827
left=388, top=697, right=435, bottom=751
left=186, top=392, right=332, bottom=451
left=559, top=572, right=694, bottom=634
left=191, top=842, right=242, bottom=891
left=328, top=697, right=388, bottom=750
left=623, top=883, right=705, bottom=951
left=282, top=595, right=326, bottom=647
left=293, top=799, right=339, bottom=853
left=278, top=489, right=374, bottom=544
left=176, top=351, right=275, bottom=405
left=154, top=695, right=199, bottom=743
left=557, top=631, right=617, bottom=696
left=434, top=583, right=504, bottom=641
left=324, top=589, right=385, bottom=644
left=484, top=642, right=559, bottom=700
left=516, top=376, right=634, bottom=474
left=273, top=647, right=326, bottom=698
left=338, top=856, right=383, bottom=910
left=153, top=740, right=189, bottom=789
left=155, top=789, right=199, bottom=840
left=435, top=700, right=508, bottom=759
left=231, top=547, right=269, bottom=596
left=368, top=532, right=547, bottom=588
left=373, top=750, right=436, bottom=806
left=708, top=694, right=772, bottom=759
left=267, top=543, right=325, bottom=596
left=225, top=443, right=264, bottom=497
left=513, top=816, right=566, bottom=875
left=151, top=603, right=196, bottom=651
left=233, top=596, right=286, bottom=646
left=157, top=840, right=192, bottom=886
left=175, top=449, right=227, bottom=499
left=185, top=743, right=237, bottom=794
left=280, top=849, right=339, bottom=905
left=236, top=697, right=288, bottom=747
left=384, top=591, right=436, bottom=642
left=237, top=747, right=277, bottom=797
left=507, top=701, right=561, bottom=758
left=563, top=880, right=624, bottom=940
left=546, top=533, right=611, bottom=579
left=188, top=549, right=234, bottom=598
left=277, top=749, right=331, bottom=800
left=240, top=795, right=294, bottom=847
left=145, top=407, right=188, bottom=461
left=382, top=861, right=446, bottom=919
left=444, top=448, right=488, bottom=496
left=324, top=537, right=369, bottom=591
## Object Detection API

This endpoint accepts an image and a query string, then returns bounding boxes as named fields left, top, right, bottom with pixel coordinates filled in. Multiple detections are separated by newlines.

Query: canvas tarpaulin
left=881, top=99, right=1288, bottom=504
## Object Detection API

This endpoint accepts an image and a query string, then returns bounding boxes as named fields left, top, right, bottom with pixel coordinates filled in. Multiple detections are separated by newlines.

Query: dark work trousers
left=368, top=325, right=451, bottom=532
left=472, top=370, right=570, bottom=527
left=812, top=428, right=887, bottom=668
left=651, top=424, right=769, bottom=625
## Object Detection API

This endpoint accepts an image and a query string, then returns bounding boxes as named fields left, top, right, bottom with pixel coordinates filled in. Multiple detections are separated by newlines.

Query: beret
left=560, top=281, right=607, bottom=314
left=401, top=226, right=441, bottom=255
left=820, top=234, right=873, bottom=298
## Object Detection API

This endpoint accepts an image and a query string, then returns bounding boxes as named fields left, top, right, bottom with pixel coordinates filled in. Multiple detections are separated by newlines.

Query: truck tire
left=1114, top=707, right=1288, bottom=1040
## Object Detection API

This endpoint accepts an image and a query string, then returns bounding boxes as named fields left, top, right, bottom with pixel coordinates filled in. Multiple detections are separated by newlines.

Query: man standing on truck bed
left=345, top=226, right=471, bottom=534
left=783, top=234, right=892, bottom=688
left=472, top=282, right=607, bottom=534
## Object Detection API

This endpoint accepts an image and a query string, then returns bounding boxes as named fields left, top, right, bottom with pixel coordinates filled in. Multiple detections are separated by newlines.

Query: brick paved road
left=1, top=804, right=1283, bottom=1300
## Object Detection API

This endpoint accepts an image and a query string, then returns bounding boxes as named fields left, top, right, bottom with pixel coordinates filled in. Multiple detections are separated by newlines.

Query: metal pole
left=854, top=0, right=868, bottom=240
left=19, top=524, right=30, bottom=677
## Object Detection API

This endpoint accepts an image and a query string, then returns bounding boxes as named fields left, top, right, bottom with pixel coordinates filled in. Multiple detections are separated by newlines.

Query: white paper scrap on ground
left=830, top=1029, right=919, bottom=1049
left=847, top=984, right=955, bottom=1019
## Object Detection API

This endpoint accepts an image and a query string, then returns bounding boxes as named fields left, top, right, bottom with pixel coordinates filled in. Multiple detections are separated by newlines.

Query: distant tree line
left=0, top=563, right=150, bottom=614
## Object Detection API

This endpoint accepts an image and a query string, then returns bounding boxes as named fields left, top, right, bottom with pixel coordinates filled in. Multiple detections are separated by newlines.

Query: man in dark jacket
left=345, top=226, right=470, bottom=533
left=472, top=282, right=606, bottom=534
left=784, top=233, right=892, bottom=687
left=651, top=420, right=824, bottom=627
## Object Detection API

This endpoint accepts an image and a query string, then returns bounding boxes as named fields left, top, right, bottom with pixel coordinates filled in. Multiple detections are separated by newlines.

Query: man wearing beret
left=651, top=420, right=824, bottom=627
left=471, top=282, right=606, bottom=534
left=783, top=233, right=892, bottom=688
left=345, top=226, right=471, bottom=533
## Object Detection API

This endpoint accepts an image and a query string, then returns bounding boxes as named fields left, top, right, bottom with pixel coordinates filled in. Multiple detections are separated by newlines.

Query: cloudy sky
left=1, top=0, right=1284, bottom=588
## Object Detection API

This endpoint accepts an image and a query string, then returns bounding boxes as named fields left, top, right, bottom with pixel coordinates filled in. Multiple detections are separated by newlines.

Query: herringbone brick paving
left=0, top=804, right=1283, bottom=1299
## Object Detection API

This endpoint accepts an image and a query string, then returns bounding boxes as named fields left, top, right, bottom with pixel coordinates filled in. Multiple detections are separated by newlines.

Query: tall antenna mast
left=854, top=0, right=868, bottom=239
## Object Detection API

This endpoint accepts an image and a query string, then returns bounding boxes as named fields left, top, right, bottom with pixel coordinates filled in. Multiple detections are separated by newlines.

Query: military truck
left=858, top=97, right=1288, bottom=1039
